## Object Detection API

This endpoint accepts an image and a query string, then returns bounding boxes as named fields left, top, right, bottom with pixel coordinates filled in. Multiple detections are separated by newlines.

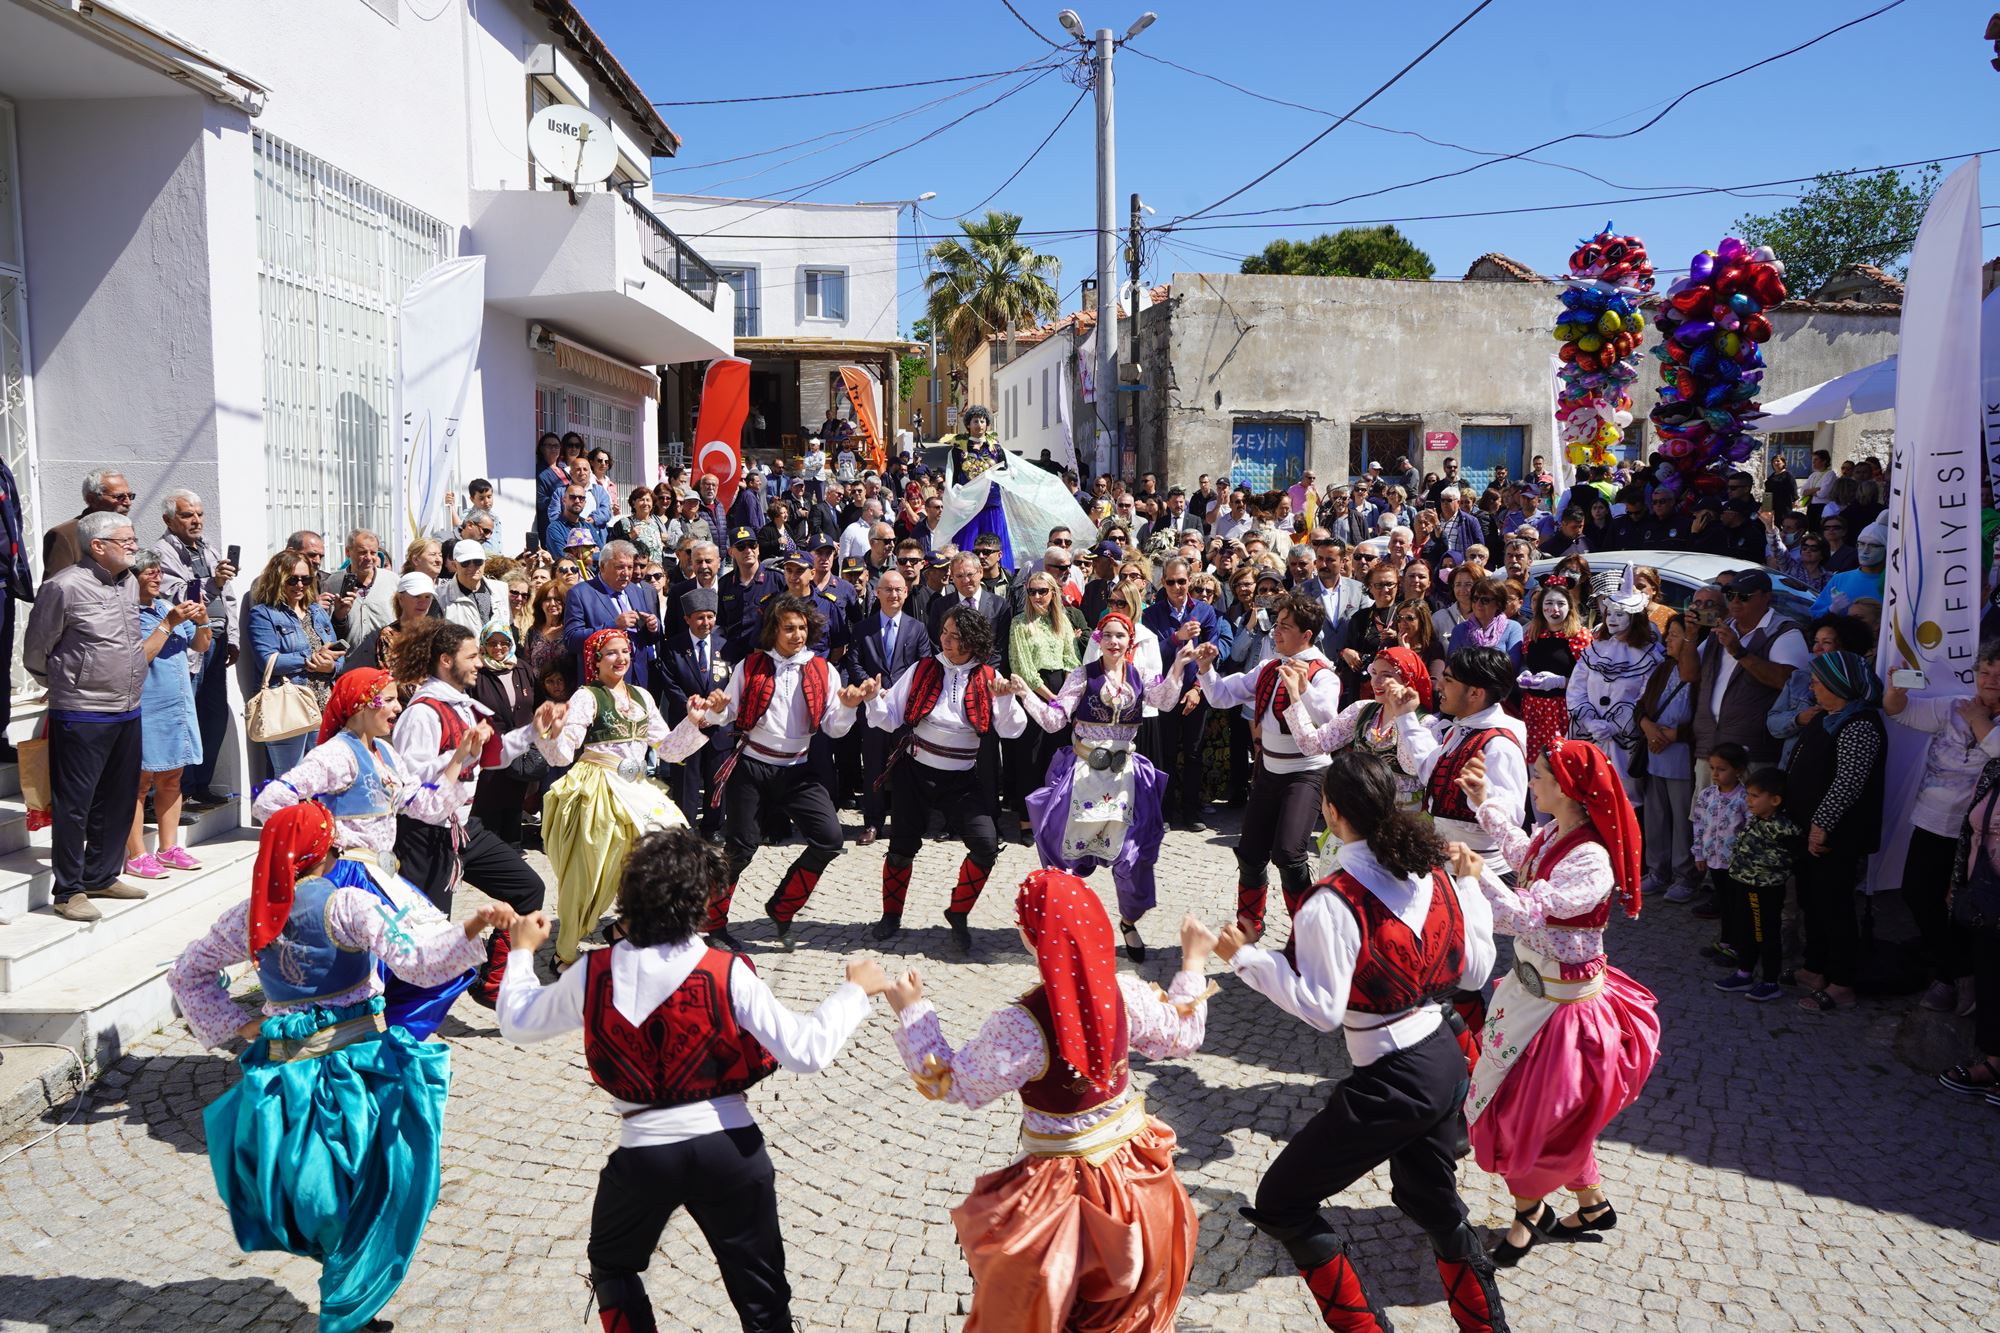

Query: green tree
left=1733, top=164, right=1940, bottom=299
left=924, top=211, right=1062, bottom=374
left=1239, top=224, right=1435, bottom=280
left=899, top=316, right=931, bottom=403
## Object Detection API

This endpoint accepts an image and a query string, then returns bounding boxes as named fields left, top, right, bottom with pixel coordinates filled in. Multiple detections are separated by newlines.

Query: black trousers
left=1975, top=923, right=2000, bottom=1056
left=184, top=635, right=231, bottom=796
left=589, top=1127, right=791, bottom=1333
left=887, top=758, right=998, bottom=864
left=49, top=716, right=142, bottom=900
left=1901, top=828, right=1971, bottom=983
left=470, top=770, right=528, bottom=848
left=1254, top=1026, right=1471, bottom=1243
left=0, top=596, right=16, bottom=739
left=1226, top=713, right=1253, bottom=803
left=393, top=814, right=547, bottom=917
left=671, top=727, right=728, bottom=837
left=723, top=756, right=843, bottom=884
left=1155, top=700, right=1209, bottom=824
left=1720, top=870, right=1783, bottom=982
left=1796, top=849, right=1859, bottom=988
left=1235, top=764, right=1324, bottom=901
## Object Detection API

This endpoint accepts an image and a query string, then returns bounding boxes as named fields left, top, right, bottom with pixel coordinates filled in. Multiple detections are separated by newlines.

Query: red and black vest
left=1014, top=986, right=1129, bottom=1116
left=1529, top=824, right=1613, bottom=930
left=416, top=696, right=505, bottom=781
left=1423, top=726, right=1521, bottom=822
left=736, top=651, right=831, bottom=737
left=581, top=947, right=779, bottom=1107
left=906, top=656, right=996, bottom=733
left=1252, top=656, right=1329, bottom=734
left=1287, top=869, right=1466, bottom=1014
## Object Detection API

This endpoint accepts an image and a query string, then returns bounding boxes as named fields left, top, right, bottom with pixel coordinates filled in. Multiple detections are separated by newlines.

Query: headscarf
left=1093, top=607, right=1135, bottom=648
left=582, top=627, right=628, bottom=685
left=1373, top=645, right=1434, bottom=712
left=1015, top=869, right=1122, bottom=1094
left=316, top=668, right=392, bottom=746
left=1810, top=649, right=1880, bottom=733
left=1544, top=739, right=1644, bottom=919
left=480, top=615, right=518, bottom=671
left=248, top=801, right=337, bottom=953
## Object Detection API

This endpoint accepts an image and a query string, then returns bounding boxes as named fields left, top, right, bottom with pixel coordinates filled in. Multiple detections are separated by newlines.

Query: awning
left=9, top=0, right=268, bottom=114
left=734, top=336, right=923, bottom=360
left=535, top=326, right=660, bottom=400
left=1755, top=356, right=1898, bottom=431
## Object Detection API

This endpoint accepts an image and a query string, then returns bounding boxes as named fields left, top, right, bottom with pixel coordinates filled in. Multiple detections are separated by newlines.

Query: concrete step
left=0, top=799, right=242, bottom=918
left=0, top=830, right=259, bottom=993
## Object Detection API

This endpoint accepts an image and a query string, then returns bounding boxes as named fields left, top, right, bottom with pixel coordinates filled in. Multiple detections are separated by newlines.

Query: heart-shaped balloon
left=1716, top=236, right=1748, bottom=262
left=1668, top=286, right=1712, bottom=314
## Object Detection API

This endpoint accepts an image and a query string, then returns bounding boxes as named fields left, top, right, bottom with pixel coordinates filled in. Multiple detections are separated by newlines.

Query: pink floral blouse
left=252, top=735, right=467, bottom=854
left=1474, top=801, right=1612, bottom=972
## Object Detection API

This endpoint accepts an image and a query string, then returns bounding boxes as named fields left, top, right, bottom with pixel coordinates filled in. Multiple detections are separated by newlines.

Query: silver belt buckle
left=616, top=756, right=645, bottom=782
left=1513, top=957, right=1545, bottom=999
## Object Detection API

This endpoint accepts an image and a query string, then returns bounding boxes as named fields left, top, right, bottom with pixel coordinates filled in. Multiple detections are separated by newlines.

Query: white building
left=651, top=193, right=914, bottom=466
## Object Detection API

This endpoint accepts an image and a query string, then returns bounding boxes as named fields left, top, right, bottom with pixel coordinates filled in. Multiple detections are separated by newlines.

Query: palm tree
left=924, top=211, right=1062, bottom=385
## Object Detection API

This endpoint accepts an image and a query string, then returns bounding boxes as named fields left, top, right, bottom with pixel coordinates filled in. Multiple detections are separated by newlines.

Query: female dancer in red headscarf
left=884, top=871, right=1214, bottom=1332
left=1450, top=738, right=1660, bottom=1267
left=1275, top=645, right=1434, bottom=810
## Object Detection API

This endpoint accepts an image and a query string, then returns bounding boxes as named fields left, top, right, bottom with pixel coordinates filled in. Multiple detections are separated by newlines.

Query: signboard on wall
left=1230, top=419, right=1306, bottom=491
left=1425, top=430, right=1458, bottom=451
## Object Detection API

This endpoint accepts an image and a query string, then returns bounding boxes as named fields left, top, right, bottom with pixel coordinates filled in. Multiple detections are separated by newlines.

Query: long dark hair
left=1320, top=751, right=1447, bottom=879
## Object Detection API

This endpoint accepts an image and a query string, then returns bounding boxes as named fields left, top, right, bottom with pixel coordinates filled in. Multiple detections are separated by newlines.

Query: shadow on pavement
left=0, top=1273, right=312, bottom=1330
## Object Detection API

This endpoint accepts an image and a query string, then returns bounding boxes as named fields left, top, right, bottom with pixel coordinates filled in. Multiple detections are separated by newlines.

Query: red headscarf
left=317, top=668, right=393, bottom=746
left=1373, top=645, right=1433, bottom=712
left=582, top=627, right=629, bottom=685
left=248, top=801, right=337, bottom=953
left=1015, top=869, right=1122, bottom=1094
left=1545, top=739, right=1644, bottom=919
left=1094, top=608, right=1135, bottom=644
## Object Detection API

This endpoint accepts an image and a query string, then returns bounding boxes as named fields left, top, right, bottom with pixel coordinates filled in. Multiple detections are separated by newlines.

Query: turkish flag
left=693, top=356, right=751, bottom=509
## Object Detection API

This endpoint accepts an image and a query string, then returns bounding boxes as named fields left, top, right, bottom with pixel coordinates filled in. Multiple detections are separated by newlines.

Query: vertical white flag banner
left=1875, top=156, right=1983, bottom=890
left=394, top=256, right=486, bottom=546
left=1054, top=350, right=1078, bottom=474
left=1548, top=353, right=1572, bottom=502
left=1983, top=284, right=2000, bottom=486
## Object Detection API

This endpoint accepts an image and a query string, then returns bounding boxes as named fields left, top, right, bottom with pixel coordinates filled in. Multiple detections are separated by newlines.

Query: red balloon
left=1668, top=286, right=1711, bottom=314
left=1742, top=313, right=1773, bottom=342
left=1750, top=269, right=1787, bottom=307
left=1713, top=264, right=1747, bottom=294
left=1558, top=342, right=1578, bottom=364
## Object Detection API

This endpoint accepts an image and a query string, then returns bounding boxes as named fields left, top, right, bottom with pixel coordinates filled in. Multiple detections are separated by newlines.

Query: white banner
left=1054, top=348, right=1077, bottom=473
left=1876, top=156, right=1984, bottom=889
left=393, top=256, right=486, bottom=546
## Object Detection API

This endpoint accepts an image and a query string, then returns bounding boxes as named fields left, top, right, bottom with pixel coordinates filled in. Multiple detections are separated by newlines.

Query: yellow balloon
left=1598, top=311, right=1623, bottom=335
left=1578, top=334, right=1604, bottom=354
left=1566, top=443, right=1591, bottom=465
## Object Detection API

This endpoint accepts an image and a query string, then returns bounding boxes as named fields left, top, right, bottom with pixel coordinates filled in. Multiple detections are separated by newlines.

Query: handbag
left=246, top=651, right=322, bottom=743
left=17, top=733, right=51, bottom=830
left=1953, top=781, right=2000, bottom=931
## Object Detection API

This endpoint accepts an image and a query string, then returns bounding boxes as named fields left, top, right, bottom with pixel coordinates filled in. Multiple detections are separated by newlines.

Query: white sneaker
left=1664, top=881, right=1696, bottom=904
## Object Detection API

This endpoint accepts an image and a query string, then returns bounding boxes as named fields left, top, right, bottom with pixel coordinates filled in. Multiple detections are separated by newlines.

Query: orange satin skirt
left=951, top=1116, right=1196, bottom=1333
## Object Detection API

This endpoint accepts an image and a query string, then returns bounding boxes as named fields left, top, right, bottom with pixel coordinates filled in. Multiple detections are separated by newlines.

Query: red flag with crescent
left=693, top=356, right=751, bottom=509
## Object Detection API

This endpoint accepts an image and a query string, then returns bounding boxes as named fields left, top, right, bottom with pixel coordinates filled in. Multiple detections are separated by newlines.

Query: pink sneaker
left=156, top=846, right=203, bottom=871
left=125, top=852, right=166, bottom=880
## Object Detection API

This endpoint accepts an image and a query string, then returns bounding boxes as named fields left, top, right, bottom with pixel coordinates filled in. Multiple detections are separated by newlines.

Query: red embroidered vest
left=1014, top=986, right=1129, bottom=1116
left=736, top=652, right=831, bottom=736
left=416, top=696, right=504, bottom=781
left=1423, top=726, right=1521, bottom=822
left=906, top=656, right=995, bottom=733
left=581, top=947, right=779, bottom=1107
left=1529, top=824, right=1613, bottom=930
left=1288, top=869, right=1466, bottom=1014
left=1252, top=656, right=1329, bottom=734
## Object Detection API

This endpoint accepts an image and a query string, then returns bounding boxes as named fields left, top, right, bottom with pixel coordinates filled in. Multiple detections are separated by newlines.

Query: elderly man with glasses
left=44, top=469, right=136, bottom=577
left=151, top=489, right=240, bottom=808
left=1679, top=569, right=1808, bottom=784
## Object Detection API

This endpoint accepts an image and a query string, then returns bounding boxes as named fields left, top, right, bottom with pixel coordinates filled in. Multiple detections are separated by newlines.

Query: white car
left=1526, top=551, right=1816, bottom=627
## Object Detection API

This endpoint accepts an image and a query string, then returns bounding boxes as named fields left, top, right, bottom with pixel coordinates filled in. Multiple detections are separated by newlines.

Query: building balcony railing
left=620, top=186, right=718, bottom=310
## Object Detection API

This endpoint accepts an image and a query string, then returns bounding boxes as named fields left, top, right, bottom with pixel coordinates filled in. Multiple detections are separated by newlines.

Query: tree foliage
left=898, top=317, right=931, bottom=403
left=924, top=211, right=1062, bottom=371
left=1239, top=224, right=1435, bottom=280
left=1733, top=165, right=1940, bottom=300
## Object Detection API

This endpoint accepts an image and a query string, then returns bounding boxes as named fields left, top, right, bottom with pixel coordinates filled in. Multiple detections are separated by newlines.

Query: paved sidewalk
left=2, top=814, right=1996, bottom=1331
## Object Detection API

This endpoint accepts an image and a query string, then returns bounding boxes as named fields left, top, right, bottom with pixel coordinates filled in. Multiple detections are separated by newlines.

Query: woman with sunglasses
left=1338, top=563, right=1404, bottom=701
left=247, top=550, right=344, bottom=778
left=1447, top=575, right=1525, bottom=659
left=1008, top=570, right=1082, bottom=836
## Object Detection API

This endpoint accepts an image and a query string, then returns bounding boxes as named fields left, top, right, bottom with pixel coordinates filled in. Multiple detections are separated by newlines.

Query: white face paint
left=1601, top=605, right=1633, bottom=635
left=1857, top=541, right=1887, bottom=567
left=1541, top=591, right=1570, bottom=625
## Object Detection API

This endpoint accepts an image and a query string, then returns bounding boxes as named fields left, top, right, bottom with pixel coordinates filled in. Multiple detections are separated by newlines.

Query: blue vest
left=254, top=875, right=371, bottom=1005
left=1074, top=660, right=1145, bottom=726
left=319, top=732, right=393, bottom=820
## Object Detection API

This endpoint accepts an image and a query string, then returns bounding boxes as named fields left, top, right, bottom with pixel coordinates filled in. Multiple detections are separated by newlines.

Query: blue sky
left=582, top=0, right=2000, bottom=330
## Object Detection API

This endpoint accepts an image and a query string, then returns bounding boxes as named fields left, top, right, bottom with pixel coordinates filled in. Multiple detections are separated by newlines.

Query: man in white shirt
left=838, top=499, right=883, bottom=563
left=1194, top=593, right=1341, bottom=939
left=1213, top=489, right=1256, bottom=544
left=1382, top=645, right=1528, bottom=880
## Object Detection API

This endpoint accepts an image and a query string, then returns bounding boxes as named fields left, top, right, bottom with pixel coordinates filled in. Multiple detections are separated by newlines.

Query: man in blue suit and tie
left=1139, top=555, right=1220, bottom=831
left=563, top=539, right=663, bottom=696
left=846, top=567, right=930, bottom=844
left=657, top=586, right=732, bottom=835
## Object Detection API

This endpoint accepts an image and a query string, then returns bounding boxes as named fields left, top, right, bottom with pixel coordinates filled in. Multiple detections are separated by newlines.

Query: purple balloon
left=1690, top=253, right=1717, bottom=284
left=1675, top=320, right=1717, bottom=344
left=1716, top=236, right=1748, bottom=262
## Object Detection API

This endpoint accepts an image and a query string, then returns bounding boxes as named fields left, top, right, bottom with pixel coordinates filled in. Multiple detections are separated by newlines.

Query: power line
left=1167, top=0, right=1499, bottom=227
left=650, top=63, right=1067, bottom=107
left=950, top=85, right=1091, bottom=218
left=998, top=0, right=1068, bottom=50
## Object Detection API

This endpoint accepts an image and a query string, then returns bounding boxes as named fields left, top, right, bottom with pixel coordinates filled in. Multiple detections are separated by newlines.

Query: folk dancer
left=863, top=605, right=1028, bottom=951
left=885, top=870, right=1214, bottom=1332
left=498, top=830, right=892, bottom=1333
left=1273, top=646, right=1433, bottom=810
left=169, top=803, right=510, bottom=1333
left=1197, top=753, right=1508, bottom=1333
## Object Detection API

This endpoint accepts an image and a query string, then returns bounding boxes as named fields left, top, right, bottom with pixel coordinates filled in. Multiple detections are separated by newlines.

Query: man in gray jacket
left=24, top=510, right=154, bottom=920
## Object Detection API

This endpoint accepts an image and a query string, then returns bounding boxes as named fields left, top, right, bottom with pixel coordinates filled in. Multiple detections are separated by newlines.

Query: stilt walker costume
left=168, top=803, right=493, bottom=1333
left=864, top=606, right=1026, bottom=950
left=1564, top=587, right=1664, bottom=807
left=498, top=830, right=878, bottom=1333
left=253, top=669, right=479, bottom=1036
left=888, top=869, right=1212, bottom=1332
left=536, top=628, right=690, bottom=964
left=1225, top=752, right=1507, bottom=1333
left=1463, top=739, right=1659, bottom=1265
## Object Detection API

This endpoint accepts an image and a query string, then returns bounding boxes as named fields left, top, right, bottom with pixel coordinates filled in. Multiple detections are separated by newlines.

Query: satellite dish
left=528, top=103, right=618, bottom=187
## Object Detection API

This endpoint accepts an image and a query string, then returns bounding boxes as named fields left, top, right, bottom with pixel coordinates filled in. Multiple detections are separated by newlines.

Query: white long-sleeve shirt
left=702, top=648, right=857, bottom=765
left=1394, top=703, right=1530, bottom=875
left=1197, top=648, right=1342, bottom=773
left=497, top=938, right=872, bottom=1148
left=1230, top=840, right=1495, bottom=1066
left=865, top=655, right=1026, bottom=771
left=389, top=678, right=537, bottom=830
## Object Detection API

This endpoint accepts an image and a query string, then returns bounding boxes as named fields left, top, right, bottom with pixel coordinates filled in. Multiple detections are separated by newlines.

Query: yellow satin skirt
left=542, top=755, right=687, bottom=962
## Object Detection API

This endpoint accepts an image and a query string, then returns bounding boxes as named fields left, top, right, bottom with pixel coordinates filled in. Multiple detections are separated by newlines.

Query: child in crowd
left=1714, top=767, right=1801, bottom=1002
left=1686, top=742, right=1750, bottom=919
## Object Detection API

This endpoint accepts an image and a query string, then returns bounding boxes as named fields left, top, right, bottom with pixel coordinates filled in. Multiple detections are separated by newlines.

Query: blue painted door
left=1231, top=419, right=1307, bottom=492
left=1458, top=425, right=1524, bottom=498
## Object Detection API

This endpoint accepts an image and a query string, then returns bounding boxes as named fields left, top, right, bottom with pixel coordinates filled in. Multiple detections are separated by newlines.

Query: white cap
left=451, top=539, right=486, bottom=565
left=1858, top=519, right=1889, bottom=546
left=397, top=572, right=436, bottom=597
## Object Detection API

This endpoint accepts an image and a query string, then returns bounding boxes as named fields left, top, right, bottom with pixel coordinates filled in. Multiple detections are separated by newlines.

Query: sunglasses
left=1047, top=563, right=1070, bottom=574
left=1472, top=594, right=1502, bottom=605
left=1028, top=587, right=1053, bottom=596
left=556, top=564, right=580, bottom=575
left=1163, top=577, right=1189, bottom=587
left=1723, top=589, right=1760, bottom=601
left=897, top=556, right=922, bottom=565
left=509, top=590, right=530, bottom=601
left=643, top=572, right=665, bottom=582
left=1050, top=536, right=1074, bottom=546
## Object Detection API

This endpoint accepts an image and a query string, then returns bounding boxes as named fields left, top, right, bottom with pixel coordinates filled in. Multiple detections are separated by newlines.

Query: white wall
left=993, top=332, right=1074, bottom=468
left=651, top=195, right=902, bottom=341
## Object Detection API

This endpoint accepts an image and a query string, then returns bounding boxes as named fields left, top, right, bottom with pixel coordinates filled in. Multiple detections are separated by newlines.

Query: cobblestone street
left=2, top=812, right=1996, bottom=1332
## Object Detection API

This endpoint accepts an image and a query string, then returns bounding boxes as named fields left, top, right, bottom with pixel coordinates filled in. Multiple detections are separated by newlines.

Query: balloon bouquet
left=1646, top=236, right=1787, bottom=499
left=1554, top=225, right=1655, bottom=471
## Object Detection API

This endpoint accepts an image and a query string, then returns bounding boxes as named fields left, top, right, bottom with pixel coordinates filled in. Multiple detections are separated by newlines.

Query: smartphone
left=226, top=544, right=241, bottom=568
left=1693, top=602, right=1722, bottom=628
left=1890, top=668, right=1928, bottom=690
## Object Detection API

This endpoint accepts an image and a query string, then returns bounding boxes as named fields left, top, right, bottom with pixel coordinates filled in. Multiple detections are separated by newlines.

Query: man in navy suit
left=925, top=552, right=1009, bottom=667
left=846, top=567, right=931, bottom=843
left=657, top=587, right=731, bottom=835
left=1140, top=555, right=1220, bottom=831
left=562, top=540, right=663, bottom=694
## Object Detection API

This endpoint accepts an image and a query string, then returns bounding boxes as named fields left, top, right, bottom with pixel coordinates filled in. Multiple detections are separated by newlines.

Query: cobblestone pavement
left=3, top=809, right=1997, bottom=1332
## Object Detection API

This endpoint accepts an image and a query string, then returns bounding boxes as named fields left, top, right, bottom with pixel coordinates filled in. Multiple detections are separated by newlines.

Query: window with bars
left=714, top=266, right=760, bottom=338
left=539, top=385, right=638, bottom=486
left=255, top=130, right=452, bottom=548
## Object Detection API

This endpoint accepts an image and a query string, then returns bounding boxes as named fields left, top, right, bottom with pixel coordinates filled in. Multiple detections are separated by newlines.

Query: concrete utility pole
left=1128, top=190, right=1143, bottom=469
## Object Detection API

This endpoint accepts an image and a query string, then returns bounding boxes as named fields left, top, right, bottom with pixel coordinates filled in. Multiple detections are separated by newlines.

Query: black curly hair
left=390, top=617, right=471, bottom=685
left=759, top=592, right=827, bottom=650
left=940, top=604, right=994, bottom=664
left=1320, top=751, right=1447, bottom=879
left=616, top=828, right=730, bottom=949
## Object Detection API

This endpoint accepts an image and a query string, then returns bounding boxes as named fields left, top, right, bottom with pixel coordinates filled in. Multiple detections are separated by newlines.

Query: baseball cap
left=1731, top=569, right=1774, bottom=595
left=840, top=557, right=865, bottom=576
left=451, top=539, right=486, bottom=565
left=812, top=532, right=836, bottom=551
left=781, top=552, right=811, bottom=570
left=927, top=552, right=951, bottom=570
left=396, top=572, right=436, bottom=597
